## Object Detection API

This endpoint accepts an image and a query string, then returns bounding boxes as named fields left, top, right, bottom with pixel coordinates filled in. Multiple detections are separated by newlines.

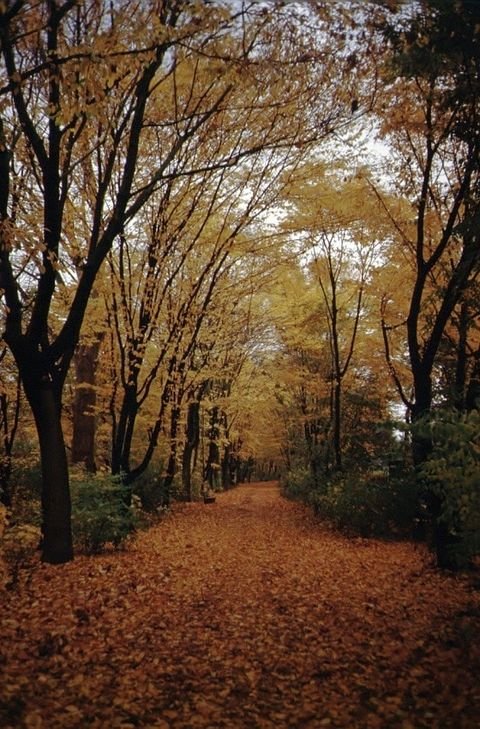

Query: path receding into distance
left=1, top=482, right=479, bottom=728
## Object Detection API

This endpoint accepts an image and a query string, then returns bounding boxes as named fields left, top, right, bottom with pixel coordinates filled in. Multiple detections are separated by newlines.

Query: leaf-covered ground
left=1, top=482, right=479, bottom=728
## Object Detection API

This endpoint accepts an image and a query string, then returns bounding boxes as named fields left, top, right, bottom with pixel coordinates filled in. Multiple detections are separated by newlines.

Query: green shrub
left=71, top=474, right=136, bottom=554
left=1, top=457, right=42, bottom=586
left=281, top=466, right=317, bottom=503
left=312, top=471, right=418, bottom=538
left=130, top=461, right=182, bottom=510
left=283, top=464, right=418, bottom=539
left=417, top=409, right=480, bottom=566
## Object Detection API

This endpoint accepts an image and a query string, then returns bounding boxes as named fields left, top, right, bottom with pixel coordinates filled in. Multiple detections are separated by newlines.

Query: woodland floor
left=1, top=483, right=480, bottom=729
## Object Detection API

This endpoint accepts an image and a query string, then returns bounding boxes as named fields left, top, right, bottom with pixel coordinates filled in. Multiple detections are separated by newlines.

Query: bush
left=0, top=457, right=42, bottom=587
left=281, top=466, right=317, bottom=503
left=71, top=475, right=136, bottom=554
left=131, top=461, right=182, bottom=510
left=417, top=409, right=480, bottom=567
left=283, top=464, right=418, bottom=539
left=312, top=471, right=418, bottom=538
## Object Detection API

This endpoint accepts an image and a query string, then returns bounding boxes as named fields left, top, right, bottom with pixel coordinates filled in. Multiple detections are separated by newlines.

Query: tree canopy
left=1, top=0, right=479, bottom=569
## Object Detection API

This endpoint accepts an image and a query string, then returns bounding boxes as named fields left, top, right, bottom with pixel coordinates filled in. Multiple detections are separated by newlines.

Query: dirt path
left=1, top=482, right=479, bottom=728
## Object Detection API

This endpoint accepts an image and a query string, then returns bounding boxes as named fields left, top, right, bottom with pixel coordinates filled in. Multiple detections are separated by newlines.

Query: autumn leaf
left=1, top=483, right=479, bottom=728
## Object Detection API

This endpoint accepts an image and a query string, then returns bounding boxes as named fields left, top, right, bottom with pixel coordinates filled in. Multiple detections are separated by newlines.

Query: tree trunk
left=182, top=399, right=200, bottom=501
left=333, top=378, right=342, bottom=471
left=162, top=403, right=181, bottom=504
left=204, top=406, right=220, bottom=490
left=0, top=377, right=21, bottom=508
left=454, top=301, right=468, bottom=410
left=221, top=442, right=232, bottom=489
left=24, top=378, right=73, bottom=564
left=72, top=340, right=100, bottom=472
left=411, top=370, right=462, bottom=569
left=0, top=452, right=12, bottom=508
left=111, top=385, right=139, bottom=476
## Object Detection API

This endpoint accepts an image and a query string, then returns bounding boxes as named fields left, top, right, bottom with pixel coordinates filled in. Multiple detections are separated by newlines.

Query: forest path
left=1, top=482, right=480, bottom=728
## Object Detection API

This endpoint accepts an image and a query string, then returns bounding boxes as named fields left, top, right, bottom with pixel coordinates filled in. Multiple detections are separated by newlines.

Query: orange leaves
left=1, top=483, right=480, bottom=727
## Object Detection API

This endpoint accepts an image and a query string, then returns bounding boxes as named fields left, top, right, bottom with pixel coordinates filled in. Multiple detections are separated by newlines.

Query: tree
left=376, top=0, right=480, bottom=566
left=0, top=0, right=388, bottom=562
left=308, top=219, right=380, bottom=472
left=95, top=2, right=365, bottom=496
left=0, top=0, right=274, bottom=562
left=279, top=167, right=389, bottom=472
left=378, top=0, right=480, bottom=432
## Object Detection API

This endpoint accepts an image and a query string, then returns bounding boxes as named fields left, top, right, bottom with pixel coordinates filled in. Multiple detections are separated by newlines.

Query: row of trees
left=275, top=0, right=480, bottom=568
left=0, top=0, right=362, bottom=562
left=1, top=0, right=479, bottom=568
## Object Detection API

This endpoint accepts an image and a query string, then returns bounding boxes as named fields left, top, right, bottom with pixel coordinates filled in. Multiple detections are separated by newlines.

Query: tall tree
left=0, top=0, right=275, bottom=562
left=376, top=0, right=480, bottom=566
left=99, top=2, right=364, bottom=491
left=281, top=168, right=388, bottom=472
left=378, top=0, right=480, bottom=437
left=0, top=0, right=382, bottom=562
